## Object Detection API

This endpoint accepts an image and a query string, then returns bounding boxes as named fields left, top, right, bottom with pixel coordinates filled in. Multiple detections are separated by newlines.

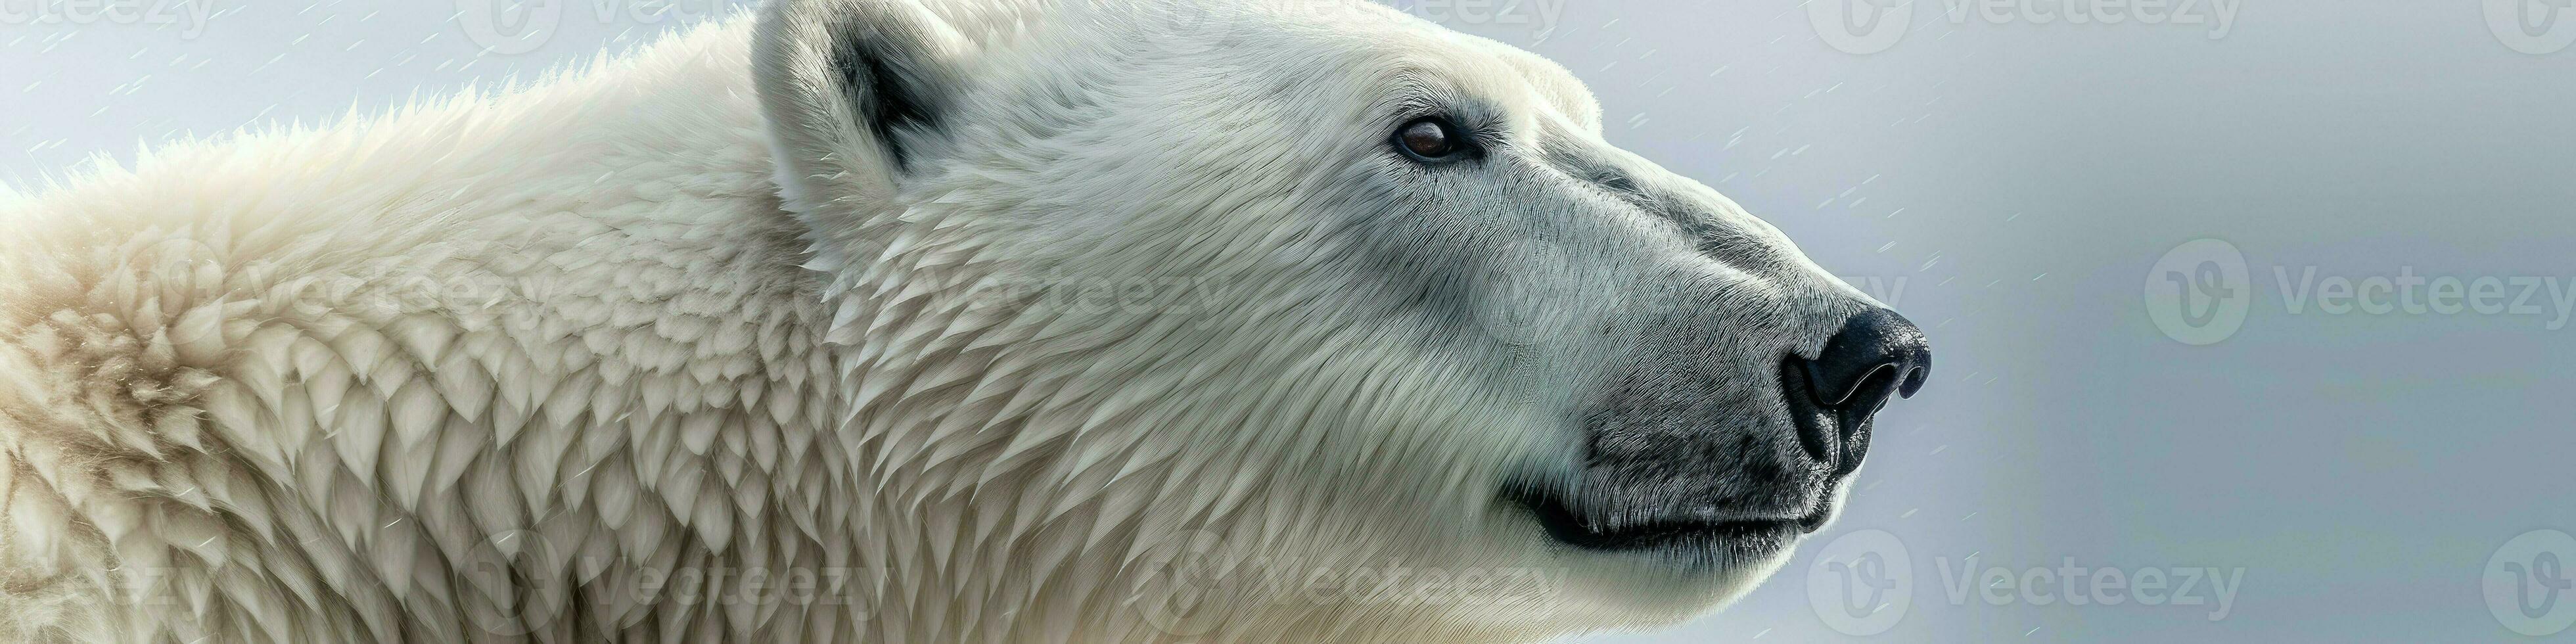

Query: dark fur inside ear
left=827, top=22, right=946, bottom=172
left=755, top=0, right=965, bottom=204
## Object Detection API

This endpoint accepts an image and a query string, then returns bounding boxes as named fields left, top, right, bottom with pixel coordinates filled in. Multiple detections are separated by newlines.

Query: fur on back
left=0, top=20, right=877, bottom=642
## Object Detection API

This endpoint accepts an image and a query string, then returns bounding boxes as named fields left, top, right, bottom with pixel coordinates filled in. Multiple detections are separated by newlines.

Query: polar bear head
left=752, top=0, right=1931, bottom=640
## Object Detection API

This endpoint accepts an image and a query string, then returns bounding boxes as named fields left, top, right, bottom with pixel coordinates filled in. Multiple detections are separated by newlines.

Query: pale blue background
left=7, top=1, right=2573, bottom=641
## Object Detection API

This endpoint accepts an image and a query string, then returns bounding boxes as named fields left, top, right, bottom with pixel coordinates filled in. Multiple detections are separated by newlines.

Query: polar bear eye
left=1394, top=117, right=1467, bottom=162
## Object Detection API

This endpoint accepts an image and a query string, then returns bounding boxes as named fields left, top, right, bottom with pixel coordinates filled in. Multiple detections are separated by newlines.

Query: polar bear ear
left=754, top=0, right=973, bottom=213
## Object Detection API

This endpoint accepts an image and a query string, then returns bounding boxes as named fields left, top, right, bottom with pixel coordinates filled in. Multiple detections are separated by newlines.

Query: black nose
left=1784, top=308, right=1931, bottom=474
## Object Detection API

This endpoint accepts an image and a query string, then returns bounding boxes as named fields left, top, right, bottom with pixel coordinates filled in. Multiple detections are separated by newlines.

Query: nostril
left=1805, top=308, right=1932, bottom=412
left=1782, top=357, right=1835, bottom=465
left=1805, top=361, right=1895, bottom=408
left=1782, top=308, right=1930, bottom=476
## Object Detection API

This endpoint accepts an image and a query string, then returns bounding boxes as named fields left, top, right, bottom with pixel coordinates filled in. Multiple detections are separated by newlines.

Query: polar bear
left=0, top=0, right=1930, bottom=642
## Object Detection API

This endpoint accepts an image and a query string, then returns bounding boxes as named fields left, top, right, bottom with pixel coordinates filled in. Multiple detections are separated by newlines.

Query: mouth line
left=1507, top=489, right=1826, bottom=553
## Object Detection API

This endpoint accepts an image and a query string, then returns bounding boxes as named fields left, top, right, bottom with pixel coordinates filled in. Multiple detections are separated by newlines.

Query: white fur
left=0, top=1, right=1874, bottom=642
